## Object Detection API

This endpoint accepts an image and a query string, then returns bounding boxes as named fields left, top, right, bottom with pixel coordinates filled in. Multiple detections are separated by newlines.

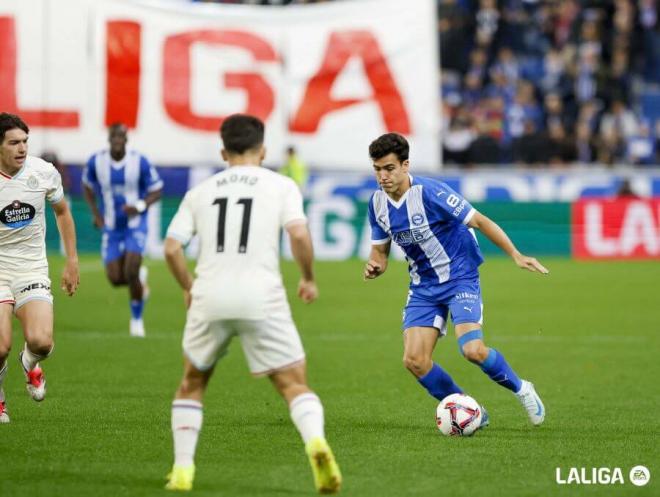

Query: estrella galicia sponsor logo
left=411, top=213, right=424, bottom=226
left=555, top=466, right=651, bottom=486
left=19, top=282, right=50, bottom=294
left=0, top=200, right=36, bottom=228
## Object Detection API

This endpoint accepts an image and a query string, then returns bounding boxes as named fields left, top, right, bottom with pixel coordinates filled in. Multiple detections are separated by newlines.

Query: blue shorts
left=102, top=228, right=147, bottom=264
left=402, top=278, right=483, bottom=336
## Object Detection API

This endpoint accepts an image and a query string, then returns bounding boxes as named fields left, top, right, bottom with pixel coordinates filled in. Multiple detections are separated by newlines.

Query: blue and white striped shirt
left=83, top=150, right=163, bottom=231
left=368, top=175, right=483, bottom=295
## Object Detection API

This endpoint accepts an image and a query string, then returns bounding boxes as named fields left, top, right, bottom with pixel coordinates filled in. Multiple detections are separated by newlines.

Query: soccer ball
left=435, top=393, right=483, bottom=436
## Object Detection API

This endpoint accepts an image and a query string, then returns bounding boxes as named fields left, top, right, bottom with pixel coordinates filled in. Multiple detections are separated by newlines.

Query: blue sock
left=130, top=299, right=144, bottom=320
left=418, top=363, right=463, bottom=401
left=479, top=349, right=522, bottom=393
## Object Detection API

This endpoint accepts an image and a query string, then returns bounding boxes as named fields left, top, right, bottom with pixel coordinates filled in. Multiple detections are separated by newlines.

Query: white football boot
left=515, top=380, right=545, bottom=426
left=130, top=318, right=146, bottom=338
left=19, top=353, right=46, bottom=402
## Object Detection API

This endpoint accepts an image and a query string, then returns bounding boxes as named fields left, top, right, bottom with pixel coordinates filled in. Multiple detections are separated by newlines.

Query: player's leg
left=241, top=311, right=340, bottom=494
left=450, top=281, right=545, bottom=425
left=125, top=228, right=148, bottom=337
left=166, top=314, right=227, bottom=491
left=166, top=357, right=213, bottom=491
left=124, top=252, right=145, bottom=337
left=15, top=300, right=53, bottom=402
left=269, top=365, right=341, bottom=494
left=0, top=302, right=14, bottom=423
left=402, top=297, right=463, bottom=401
left=103, top=229, right=127, bottom=286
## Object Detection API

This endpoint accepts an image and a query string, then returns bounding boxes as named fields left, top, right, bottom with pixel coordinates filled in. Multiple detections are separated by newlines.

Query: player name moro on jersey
left=0, top=201, right=36, bottom=229
left=217, top=174, right=259, bottom=187
left=392, top=228, right=429, bottom=246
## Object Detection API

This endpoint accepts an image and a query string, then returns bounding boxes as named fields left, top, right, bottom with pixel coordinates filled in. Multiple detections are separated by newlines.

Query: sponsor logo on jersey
left=0, top=200, right=36, bottom=229
left=392, top=228, right=427, bottom=246
left=19, top=282, right=51, bottom=294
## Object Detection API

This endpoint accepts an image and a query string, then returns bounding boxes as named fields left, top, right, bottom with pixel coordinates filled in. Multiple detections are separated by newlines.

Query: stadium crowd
left=439, top=0, right=660, bottom=167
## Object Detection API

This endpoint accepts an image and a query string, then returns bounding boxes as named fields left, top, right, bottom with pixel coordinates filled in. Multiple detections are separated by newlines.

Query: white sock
left=21, top=343, right=51, bottom=371
left=289, top=392, right=325, bottom=444
left=172, top=399, right=203, bottom=467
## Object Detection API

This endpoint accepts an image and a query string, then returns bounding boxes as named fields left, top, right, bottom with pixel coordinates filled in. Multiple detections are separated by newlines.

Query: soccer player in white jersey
left=163, top=114, right=341, bottom=493
left=83, top=123, right=163, bottom=337
left=364, top=133, right=548, bottom=427
left=0, top=113, right=79, bottom=423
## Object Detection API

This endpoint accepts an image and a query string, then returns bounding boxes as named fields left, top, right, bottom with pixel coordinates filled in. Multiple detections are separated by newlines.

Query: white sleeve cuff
left=371, top=237, right=391, bottom=245
left=463, top=208, right=477, bottom=225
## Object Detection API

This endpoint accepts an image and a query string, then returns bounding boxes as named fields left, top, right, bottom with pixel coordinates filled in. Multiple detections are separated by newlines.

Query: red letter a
left=290, top=31, right=410, bottom=134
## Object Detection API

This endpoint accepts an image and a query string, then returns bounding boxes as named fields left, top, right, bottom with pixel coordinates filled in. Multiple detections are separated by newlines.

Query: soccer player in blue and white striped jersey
left=83, top=123, right=163, bottom=337
left=364, top=133, right=548, bottom=426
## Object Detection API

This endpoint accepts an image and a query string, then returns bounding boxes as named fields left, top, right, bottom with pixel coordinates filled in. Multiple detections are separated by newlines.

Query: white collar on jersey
left=384, top=174, right=414, bottom=209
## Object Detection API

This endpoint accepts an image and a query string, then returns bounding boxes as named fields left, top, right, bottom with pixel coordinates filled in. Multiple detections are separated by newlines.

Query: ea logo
left=629, top=466, right=650, bottom=487
left=411, top=213, right=424, bottom=226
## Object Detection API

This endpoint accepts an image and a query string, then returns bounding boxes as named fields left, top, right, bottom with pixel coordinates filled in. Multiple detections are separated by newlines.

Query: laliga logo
left=555, top=465, right=650, bottom=486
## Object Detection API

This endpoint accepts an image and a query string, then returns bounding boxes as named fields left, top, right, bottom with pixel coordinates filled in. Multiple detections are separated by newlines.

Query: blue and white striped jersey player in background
left=364, top=133, right=548, bottom=427
left=83, top=123, right=163, bottom=338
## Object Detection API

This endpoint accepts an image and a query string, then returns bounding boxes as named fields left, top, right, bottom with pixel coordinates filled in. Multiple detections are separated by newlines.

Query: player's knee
left=461, top=341, right=489, bottom=364
left=403, top=354, right=430, bottom=376
left=107, top=272, right=124, bottom=286
left=27, top=336, right=53, bottom=357
left=124, top=265, right=140, bottom=283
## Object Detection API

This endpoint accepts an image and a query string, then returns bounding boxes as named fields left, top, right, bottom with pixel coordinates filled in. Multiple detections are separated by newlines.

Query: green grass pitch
left=1, top=256, right=658, bottom=496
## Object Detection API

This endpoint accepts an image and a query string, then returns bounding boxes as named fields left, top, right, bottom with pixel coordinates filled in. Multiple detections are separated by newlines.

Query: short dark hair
left=220, top=114, right=264, bottom=154
left=0, top=113, right=29, bottom=144
left=369, top=133, right=409, bottom=162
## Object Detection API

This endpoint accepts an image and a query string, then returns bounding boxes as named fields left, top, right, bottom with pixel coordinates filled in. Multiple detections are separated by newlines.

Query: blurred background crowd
left=189, top=0, right=660, bottom=168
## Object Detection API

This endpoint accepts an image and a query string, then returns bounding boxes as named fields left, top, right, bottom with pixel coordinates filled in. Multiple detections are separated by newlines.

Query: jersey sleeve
left=139, top=155, right=163, bottom=193
left=426, top=181, right=476, bottom=225
left=46, top=167, right=65, bottom=204
left=82, top=155, right=98, bottom=189
left=280, top=179, right=306, bottom=227
left=166, top=192, right=195, bottom=245
left=367, top=196, right=390, bottom=244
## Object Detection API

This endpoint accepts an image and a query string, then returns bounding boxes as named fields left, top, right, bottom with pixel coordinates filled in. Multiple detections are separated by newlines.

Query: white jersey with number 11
left=167, top=165, right=306, bottom=320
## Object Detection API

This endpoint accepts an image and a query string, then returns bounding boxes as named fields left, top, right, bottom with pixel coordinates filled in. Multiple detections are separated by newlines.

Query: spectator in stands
left=513, top=119, right=550, bottom=166
left=600, top=99, right=639, bottom=140
left=574, top=121, right=597, bottom=164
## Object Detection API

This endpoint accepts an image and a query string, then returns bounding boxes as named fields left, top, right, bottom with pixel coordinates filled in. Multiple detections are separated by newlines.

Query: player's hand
left=122, top=205, right=139, bottom=216
left=513, top=253, right=549, bottom=274
left=183, top=289, right=192, bottom=309
left=364, top=260, right=384, bottom=280
left=92, top=213, right=104, bottom=229
left=297, top=279, right=318, bottom=304
left=61, top=259, right=80, bottom=296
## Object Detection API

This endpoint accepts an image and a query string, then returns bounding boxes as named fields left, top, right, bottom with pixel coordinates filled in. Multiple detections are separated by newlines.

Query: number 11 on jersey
left=213, top=197, right=253, bottom=253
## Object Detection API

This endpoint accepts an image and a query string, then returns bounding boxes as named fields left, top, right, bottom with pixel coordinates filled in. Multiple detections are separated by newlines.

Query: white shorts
left=0, top=271, right=53, bottom=311
left=182, top=302, right=305, bottom=376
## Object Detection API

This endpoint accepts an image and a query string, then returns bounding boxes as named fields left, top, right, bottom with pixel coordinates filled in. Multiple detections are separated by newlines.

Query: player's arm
left=123, top=189, right=162, bottom=216
left=82, top=184, right=104, bottom=229
left=286, top=221, right=318, bottom=304
left=364, top=241, right=390, bottom=280
left=51, top=200, right=80, bottom=296
left=467, top=211, right=549, bottom=274
left=164, top=237, right=193, bottom=308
